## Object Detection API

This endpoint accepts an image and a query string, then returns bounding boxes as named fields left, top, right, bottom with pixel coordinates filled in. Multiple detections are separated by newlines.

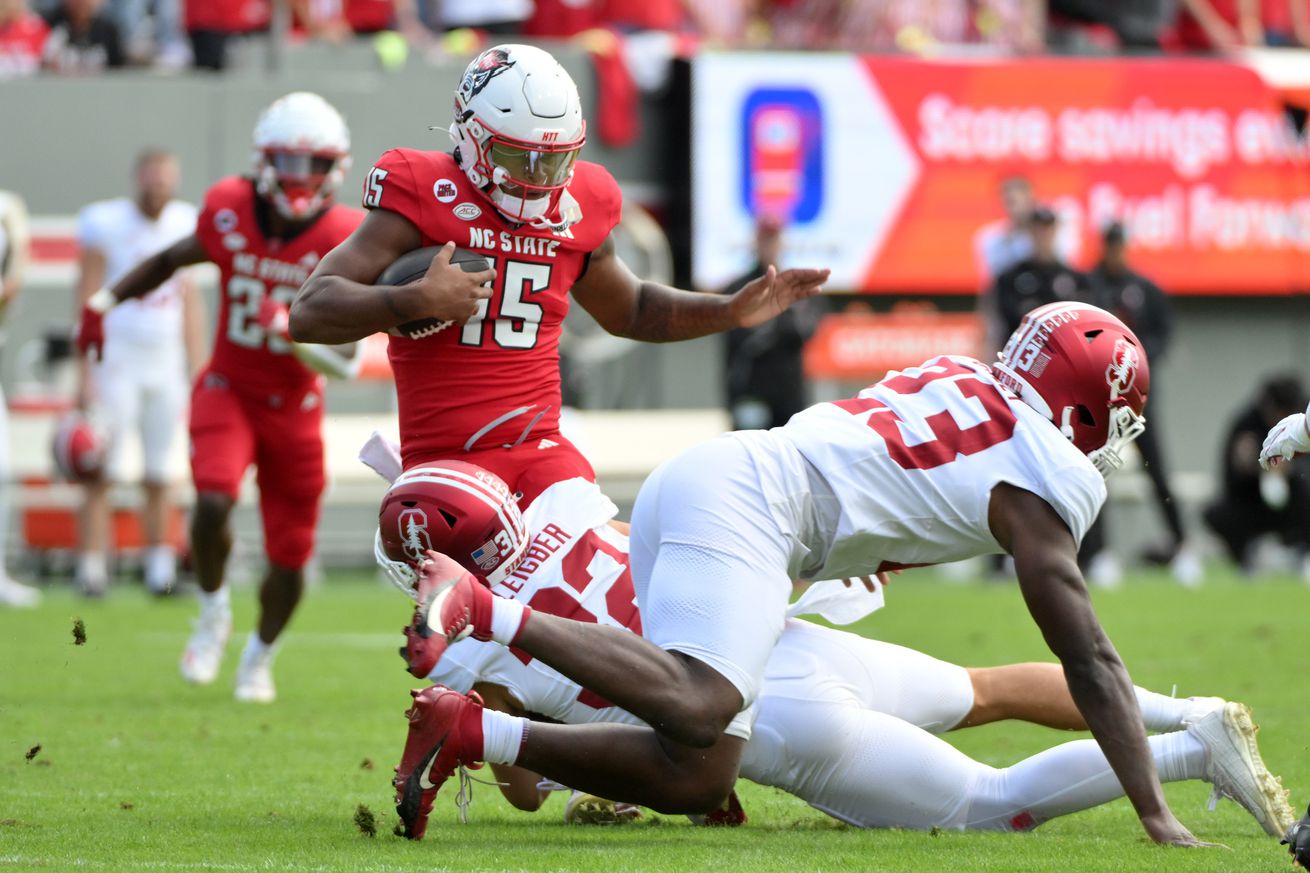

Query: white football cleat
left=564, top=790, right=641, bottom=825
left=179, top=602, right=232, bottom=685
left=0, top=576, right=40, bottom=608
left=1188, top=701, right=1295, bottom=836
left=234, top=640, right=277, bottom=703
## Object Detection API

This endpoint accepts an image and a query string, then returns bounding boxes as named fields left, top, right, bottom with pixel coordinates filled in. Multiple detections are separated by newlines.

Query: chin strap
left=1087, top=404, right=1146, bottom=479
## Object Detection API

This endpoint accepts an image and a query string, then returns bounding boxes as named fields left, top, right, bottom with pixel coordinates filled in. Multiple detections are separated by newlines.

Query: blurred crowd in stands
left=1, top=0, right=1309, bottom=77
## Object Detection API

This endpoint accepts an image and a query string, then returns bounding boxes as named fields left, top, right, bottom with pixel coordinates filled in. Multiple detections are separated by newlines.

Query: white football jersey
left=76, top=197, right=198, bottom=351
left=745, top=355, right=1105, bottom=581
left=430, top=477, right=645, bottom=728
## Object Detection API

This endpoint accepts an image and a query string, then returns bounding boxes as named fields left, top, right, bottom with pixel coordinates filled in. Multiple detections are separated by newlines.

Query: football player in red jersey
left=75, top=92, right=363, bottom=703
left=290, top=43, right=829, bottom=508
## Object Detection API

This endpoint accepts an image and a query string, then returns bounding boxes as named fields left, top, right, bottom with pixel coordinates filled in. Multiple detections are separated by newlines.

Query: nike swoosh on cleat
left=418, top=740, right=445, bottom=790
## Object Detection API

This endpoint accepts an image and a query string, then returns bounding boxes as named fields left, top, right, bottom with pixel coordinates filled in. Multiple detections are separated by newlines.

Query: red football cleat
left=689, top=789, right=748, bottom=827
left=393, top=685, right=486, bottom=840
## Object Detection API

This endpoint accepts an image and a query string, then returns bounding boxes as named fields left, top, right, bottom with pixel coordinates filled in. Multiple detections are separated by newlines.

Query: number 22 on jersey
left=226, top=276, right=297, bottom=354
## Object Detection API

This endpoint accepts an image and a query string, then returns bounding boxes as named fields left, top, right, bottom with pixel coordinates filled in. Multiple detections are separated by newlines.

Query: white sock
left=242, top=631, right=276, bottom=661
left=481, top=708, right=526, bottom=765
left=1134, top=686, right=1191, bottom=732
left=489, top=597, right=529, bottom=646
left=78, top=552, right=108, bottom=584
left=145, top=545, right=177, bottom=587
left=1153, top=729, right=1206, bottom=783
left=198, top=586, right=230, bottom=615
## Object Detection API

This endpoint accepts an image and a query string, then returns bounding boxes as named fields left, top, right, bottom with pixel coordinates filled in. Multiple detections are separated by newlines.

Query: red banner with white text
left=692, top=54, right=1310, bottom=295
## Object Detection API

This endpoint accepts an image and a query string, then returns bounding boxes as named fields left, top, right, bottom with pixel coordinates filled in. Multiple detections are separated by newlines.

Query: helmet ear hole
left=1083, top=329, right=1103, bottom=343
left=1076, top=404, right=1096, bottom=427
left=438, top=508, right=458, bottom=528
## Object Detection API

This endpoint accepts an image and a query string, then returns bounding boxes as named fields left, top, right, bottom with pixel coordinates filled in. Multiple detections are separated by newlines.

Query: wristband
left=86, top=287, right=117, bottom=314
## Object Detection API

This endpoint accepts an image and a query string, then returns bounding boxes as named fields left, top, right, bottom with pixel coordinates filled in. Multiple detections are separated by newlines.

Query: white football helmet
left=251, top=91, right=352, bottom=221
left=449, top=44, right=586, bottom=228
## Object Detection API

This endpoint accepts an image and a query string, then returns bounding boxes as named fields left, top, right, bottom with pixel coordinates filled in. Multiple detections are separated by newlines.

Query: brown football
left=379, top=246, right=492, bottom=340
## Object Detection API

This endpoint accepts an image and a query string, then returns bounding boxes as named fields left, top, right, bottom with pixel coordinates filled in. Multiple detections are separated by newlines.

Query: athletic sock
left=145, top=545, right=177, bottom=589
left=241, top=631, right=276, bottom=662
left=481, top=708, right=526, bottom=765
left=77, top=552, right=108, bottom=585
left=1134, top=686, right=1191, bottom=732
left=1153, top=729, right=1206, bottom=783
left=198, top=586, right=230, bottom=615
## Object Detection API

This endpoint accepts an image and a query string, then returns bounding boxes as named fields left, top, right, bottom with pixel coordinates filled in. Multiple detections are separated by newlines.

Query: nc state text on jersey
left=232, top=252, right=312, bottom=286
left=467, top=227, right=562, bottom=259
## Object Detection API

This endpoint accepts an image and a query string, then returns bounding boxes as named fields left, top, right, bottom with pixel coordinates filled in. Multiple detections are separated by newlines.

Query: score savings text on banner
left=691, top=54, right=1310, bottom=295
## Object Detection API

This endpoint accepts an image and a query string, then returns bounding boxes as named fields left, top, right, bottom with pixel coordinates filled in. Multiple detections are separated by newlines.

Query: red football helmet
left=52, top=412, right=106, bottom=483
left=992, top=301, right=1150, bottom=477
left=375, top=461, right=528, bottom=597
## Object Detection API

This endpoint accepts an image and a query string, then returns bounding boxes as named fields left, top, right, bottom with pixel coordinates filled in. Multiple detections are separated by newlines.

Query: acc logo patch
left=214, top=208, right=238, bottom=233
left=453, top=202, right=482, bottom=221
left=433, top=179, right=458, bottom=203
left=1105, top=338, right=1139, bottom=398
left=398, top=508, right=432, bottom=562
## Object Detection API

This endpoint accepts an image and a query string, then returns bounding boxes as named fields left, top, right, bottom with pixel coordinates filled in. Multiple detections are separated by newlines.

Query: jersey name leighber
left=363, top=149, right=622, bottom=462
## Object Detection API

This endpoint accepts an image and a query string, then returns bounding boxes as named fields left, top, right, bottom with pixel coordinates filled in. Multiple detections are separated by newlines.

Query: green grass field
left=2, top=567, right=1306, bottom=872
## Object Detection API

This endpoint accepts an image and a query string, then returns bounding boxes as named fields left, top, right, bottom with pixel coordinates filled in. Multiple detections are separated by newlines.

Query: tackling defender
left=374, top=461, right=1293, bottom=837
left=289, top=43, right=826, bottom=510
left=76, top=92, right=361, bottom=702
left=396, top=302, right=1217, bottom=847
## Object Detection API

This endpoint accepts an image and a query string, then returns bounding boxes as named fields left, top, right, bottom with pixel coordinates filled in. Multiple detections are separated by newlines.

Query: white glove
left=1259, top=411, right=1310, bottom=470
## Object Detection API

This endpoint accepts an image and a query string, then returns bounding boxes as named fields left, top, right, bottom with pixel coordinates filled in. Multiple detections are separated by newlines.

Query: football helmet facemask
left=993, top=301, right=1150, bottom=477
left=375, top=461, right=529, bottom=598
left=251, top=91, right=352, bottom=222
left=449, top=44, right=586, bottom=229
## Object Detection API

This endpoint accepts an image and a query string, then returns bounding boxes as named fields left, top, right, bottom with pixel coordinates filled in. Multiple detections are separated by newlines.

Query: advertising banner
left=693, top=53, right=1310, bottom=295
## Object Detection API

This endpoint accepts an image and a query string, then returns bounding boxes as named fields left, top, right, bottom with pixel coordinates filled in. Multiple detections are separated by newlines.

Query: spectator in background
left=185, top=0, right=269, bottom=70
left=721, top=216, right=821, bottom=430
left=290, top=0, right=415, bottom=41
left=1203, top=374, right=1310, bottom=576
left=1080, top=222, right=1200, bottom=587
left=1169, top=0, right=1257, bottom=51
left=42, top=0, right=124, bottom=73
left=988, top=205, right=1091, bottom=354
left=74, top=150, right=201, bottom=596
left=426, top=0, right=529, bottom=34
left=0, top=0, right=49, bottom=77
left=1257, top=0, right=1310, bottom=46
left=0, top=191, right=39, bottom=608
left=975, top=175, right=1039, bottom=285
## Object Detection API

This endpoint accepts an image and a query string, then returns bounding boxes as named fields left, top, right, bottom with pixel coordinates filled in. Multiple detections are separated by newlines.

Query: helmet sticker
left=398, top=508, right=432, bottom=562
left=1106, top=338, right=1139, bottom=398
left=461, top=48, right=515, bottom=101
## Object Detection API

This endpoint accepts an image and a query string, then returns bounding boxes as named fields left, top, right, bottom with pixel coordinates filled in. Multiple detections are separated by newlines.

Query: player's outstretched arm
left=76, top=234, right=209, bottom=360
left=990, top=483, right=1211, bottom=848
left=291, top=210, right=493, bottom=344
left=572, top=234, right=829, bottom=343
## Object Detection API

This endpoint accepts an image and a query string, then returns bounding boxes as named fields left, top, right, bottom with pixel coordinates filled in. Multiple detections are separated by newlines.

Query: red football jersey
left=362, top=149, right=622, bottom=464
left=195, top=176, right=363, bottom=397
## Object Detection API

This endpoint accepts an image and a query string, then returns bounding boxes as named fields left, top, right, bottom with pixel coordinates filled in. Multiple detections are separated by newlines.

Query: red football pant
left=189, top=371, right=326, bottom=569
left=407, top=432, right=596, bottom=507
